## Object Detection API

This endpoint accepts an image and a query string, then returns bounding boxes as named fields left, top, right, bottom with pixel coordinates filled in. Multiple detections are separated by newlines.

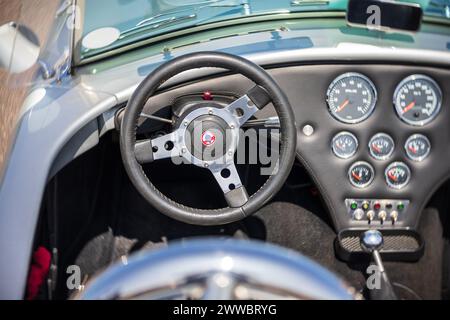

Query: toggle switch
left=367, top=210, right=375, bottom=222
left=390, top=210, right=398, bottom=223
left=378, top=210, right=387, bottom=223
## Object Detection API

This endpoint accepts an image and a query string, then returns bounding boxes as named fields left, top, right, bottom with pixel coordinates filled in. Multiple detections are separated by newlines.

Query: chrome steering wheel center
left=147, top=98, right=255, bottom=206
left=184, top=113, right=234, bottom=162
left=174, top=106, right=241, bottom=169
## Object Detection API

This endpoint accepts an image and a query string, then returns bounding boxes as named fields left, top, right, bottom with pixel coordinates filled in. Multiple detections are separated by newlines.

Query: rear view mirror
left=347, top=0, right=423, bottom=32
left=0, top=22, right=40, bottom=74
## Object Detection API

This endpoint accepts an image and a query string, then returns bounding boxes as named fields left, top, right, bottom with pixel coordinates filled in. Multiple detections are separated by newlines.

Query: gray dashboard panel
left=279, top=64, right=450, bottom=231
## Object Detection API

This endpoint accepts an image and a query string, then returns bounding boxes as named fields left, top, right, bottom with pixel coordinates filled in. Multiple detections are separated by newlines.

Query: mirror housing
left=0, top=22, right=40, bottom=74
left=347, top=0, right=423, bottom=33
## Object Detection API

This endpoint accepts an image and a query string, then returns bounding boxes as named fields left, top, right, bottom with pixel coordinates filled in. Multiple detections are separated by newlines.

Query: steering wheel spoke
left=224, top=95, right=258, bottom=128
left=135, top=130, right=182, bottom=164
left=225, top=85, right=271, bottom=128
left=210, top=162, right=248, bottom=208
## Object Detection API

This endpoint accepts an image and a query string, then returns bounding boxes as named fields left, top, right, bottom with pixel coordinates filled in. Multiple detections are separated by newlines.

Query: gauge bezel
left=385, top=162, right=411, bottom=190
left=348, top=161, right=375, bottom=188
left=326, top=72, right=378, bottom=124
left=404, top=134, right=431, bottom=162
left=368, top=133, right=395, bottom=161
left=331, top=131, right=359, bottom=159
left=393, top=74, right=442, bottom=127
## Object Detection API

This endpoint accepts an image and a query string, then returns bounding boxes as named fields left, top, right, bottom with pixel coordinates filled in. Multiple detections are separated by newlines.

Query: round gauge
left=385, top=162, right=411, bottom=189
left=348, top=161, right=375, bottom=188
left=394, top=75, right=442, bottom=126
left=327, top=73, right=377, bottom=124
left=368, top=133, right=395, bottom=160
left=405, top=134, right=431, bottom=162
left=331, top=132, right=358, bottom=159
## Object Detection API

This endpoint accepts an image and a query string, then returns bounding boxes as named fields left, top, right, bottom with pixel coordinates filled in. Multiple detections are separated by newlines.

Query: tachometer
left=394, top=75, right=442, bottom=126
left=327, top=73, right=377, bottom=124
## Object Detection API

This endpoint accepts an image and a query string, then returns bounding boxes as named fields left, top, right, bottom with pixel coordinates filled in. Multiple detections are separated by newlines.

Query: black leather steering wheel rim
left=120, top=52, right=296, bottom=225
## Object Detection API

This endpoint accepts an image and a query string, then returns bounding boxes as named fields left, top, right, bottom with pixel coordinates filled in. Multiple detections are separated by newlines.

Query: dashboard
left=290, top=64, right=450, bottom=232
left=137, top=63, right=450, bottom=233
left=326, top=72, right=441, bottom=224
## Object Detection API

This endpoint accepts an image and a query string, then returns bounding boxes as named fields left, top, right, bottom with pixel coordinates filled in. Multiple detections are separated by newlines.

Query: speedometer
left=327, top=73, right=377, bottom=124
left=393, top=75, right=442, bottom=126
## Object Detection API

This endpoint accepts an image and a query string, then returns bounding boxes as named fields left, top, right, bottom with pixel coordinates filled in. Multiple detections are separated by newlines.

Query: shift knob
left=359, top=230, right=397, bottom=300
left=360, top=230, right=384, bottom=252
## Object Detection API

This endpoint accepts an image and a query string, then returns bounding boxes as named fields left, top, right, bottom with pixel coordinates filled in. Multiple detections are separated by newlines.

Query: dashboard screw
left=302, top=124, right=314, bottom=136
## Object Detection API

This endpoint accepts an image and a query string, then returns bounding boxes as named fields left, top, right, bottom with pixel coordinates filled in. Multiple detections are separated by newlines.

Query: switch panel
left=345, top=199, right=410, bottom=225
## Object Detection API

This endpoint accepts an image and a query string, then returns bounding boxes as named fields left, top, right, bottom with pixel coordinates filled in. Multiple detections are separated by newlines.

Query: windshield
left=79, top=0, right=450, bottom=61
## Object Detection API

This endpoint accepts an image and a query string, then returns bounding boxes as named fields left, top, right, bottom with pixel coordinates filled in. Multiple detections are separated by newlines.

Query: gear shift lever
left=360, top=230, right=398, bottom=300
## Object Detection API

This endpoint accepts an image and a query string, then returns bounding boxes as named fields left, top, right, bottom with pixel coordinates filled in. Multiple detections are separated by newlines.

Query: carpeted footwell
left=75, top=200, right=443, bottom=299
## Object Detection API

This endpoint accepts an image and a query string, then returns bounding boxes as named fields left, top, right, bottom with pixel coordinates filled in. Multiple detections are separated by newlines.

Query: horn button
left=185, top=115, right=233, bottom=161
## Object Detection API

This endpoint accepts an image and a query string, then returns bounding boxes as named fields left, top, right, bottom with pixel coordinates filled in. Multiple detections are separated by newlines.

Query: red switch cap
left=202, top=91, right=213, bottom=101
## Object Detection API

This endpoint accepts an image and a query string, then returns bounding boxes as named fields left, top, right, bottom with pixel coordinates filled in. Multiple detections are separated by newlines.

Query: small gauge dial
left=394, top=75, right=442, bottom=126
left=332, top=132, right=358, bottom=159
left=327, top=73, right=377, bottom=124
left=405, top=134, right=431, bottom=161
left=385, top=162, right=411, bottom=189
left=368, top=133, right=395, bottom=160
left=348, top=161, right=374, bottom=188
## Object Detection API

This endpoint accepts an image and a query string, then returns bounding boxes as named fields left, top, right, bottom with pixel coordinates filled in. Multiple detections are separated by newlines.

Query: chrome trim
left=326, top=72, right=378, bottom=124
left=393, top=74, right=443, bottom=127
left=368, top=133, right=395, bottom=161
left=404, top=134, right=431, bottom=162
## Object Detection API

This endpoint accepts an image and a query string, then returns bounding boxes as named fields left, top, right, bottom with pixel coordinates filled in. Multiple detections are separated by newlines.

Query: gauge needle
left=352, top=171, right=361, bottom=181
left=402, top=101, right=416, bottom=114
left=372, top=144, right=382, bottom=153
left=337, top=99, right=350, bottom=112
left=408, top=145, right=418, bottom=154
left=388, top=172, right=398, bottom=182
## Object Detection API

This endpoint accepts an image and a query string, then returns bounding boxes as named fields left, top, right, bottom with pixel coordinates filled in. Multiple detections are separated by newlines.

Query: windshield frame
left=73, top=0, right=349, bottom=67
left=73, top=0, right=450, bottom=66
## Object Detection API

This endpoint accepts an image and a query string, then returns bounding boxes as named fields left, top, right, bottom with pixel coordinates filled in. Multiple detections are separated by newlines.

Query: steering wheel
left=120, top=52, right=296, bottom=225
left=77, top=239, right=354, bottom=300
